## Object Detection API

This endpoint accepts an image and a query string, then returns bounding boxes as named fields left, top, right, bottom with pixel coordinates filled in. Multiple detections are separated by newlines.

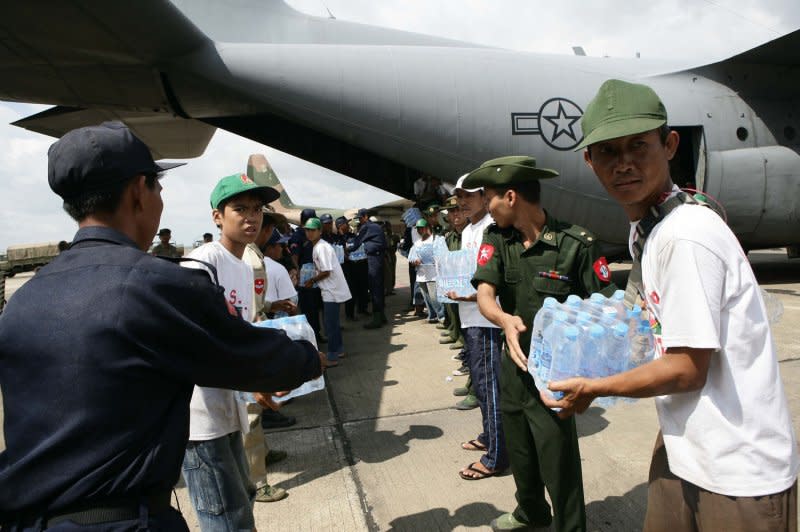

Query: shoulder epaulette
left=561, top=224, right=597, bottom=246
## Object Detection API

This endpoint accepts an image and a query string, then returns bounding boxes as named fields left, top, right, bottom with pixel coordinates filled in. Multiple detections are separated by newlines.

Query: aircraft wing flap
left=13, top=106, right=215, bottom=160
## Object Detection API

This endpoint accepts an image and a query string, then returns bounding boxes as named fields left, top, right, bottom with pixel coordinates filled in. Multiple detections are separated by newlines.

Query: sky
left=1, top=0, right=798, bottom=250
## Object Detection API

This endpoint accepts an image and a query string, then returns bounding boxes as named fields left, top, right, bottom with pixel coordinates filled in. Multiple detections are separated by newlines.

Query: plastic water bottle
left=625, top=306, right=642, bottom=331
left=529, top=297, right=558, bottom=372
left=580, top=323, right=606, bottom=377
left=537, top=310, right=568, bottom=386
left=610, top=289, right=627, bottom=314
left=237, top=391, right=257, bottom=404
left=548, top=325, right=580, bottom=400
left=628, top=320, right=654, bottom=369
left=605, top=322, right=630, bottom=375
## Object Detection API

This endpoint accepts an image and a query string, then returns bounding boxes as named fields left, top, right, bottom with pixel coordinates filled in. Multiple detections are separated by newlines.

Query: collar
left=71, top=226, right=141, bottom=249
left=503, top=210, right=558, bottom=248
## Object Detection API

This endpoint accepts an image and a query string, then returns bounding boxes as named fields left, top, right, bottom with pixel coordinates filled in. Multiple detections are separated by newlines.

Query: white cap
left=454, top=173, right=482, bottom=193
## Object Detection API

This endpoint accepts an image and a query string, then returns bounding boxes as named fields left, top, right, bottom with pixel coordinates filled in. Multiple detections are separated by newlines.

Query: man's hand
left=540, top=377, right=598, bottom=419
left=412, top=259, right=421, bottom=266
left=304, top=279, right=314, bottom=288
left=253, top=392, right=281, bottom=411
left=270, top=299, right=297, bottom=314
left=500, top=315, right=528, bottom=370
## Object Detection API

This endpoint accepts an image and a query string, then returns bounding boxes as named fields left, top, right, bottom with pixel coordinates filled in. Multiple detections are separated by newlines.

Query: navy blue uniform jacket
left=347, top=222, right=387, bottom=255
left=0, top=227, right=320, bottom=517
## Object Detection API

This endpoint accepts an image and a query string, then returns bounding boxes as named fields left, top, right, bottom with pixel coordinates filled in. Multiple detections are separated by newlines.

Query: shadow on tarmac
left=387, top=501, right=504, bottom=531
left=586, top=482, right=648, bottom=531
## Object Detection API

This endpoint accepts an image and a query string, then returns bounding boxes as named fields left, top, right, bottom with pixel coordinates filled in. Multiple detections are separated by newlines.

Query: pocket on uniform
left=504, top=267, right=520, bottom=285
left=532, top=276, right=570, bottom=297
left=182, top=444, right=224, bottom=516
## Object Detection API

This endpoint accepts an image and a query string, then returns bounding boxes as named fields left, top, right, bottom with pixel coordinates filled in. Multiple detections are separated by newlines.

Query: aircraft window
left=784, top=126, right=796, bottom=141
left=736, top=127, right=748, bottom=141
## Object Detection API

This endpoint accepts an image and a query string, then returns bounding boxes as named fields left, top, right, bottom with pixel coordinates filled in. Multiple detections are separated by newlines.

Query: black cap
left=48, top=121, right=185, bottom=200
left=357, top=208, right=369, bottom=218
left=300, top=208, right=317, bottom=223
left=335, top=216, right=348, bottom=227
left=158, top=228, right=171, bottom=236
left=320, top=213, right=334, bottom=224
left=266, top=228, right=287, bottom=246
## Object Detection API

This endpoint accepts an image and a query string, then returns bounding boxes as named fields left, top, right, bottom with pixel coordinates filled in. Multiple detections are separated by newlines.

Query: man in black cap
left=151, top=228, right=181, bottom=257
left=336, top=216, right=364, bottom=320
left=319, top=213, right=335, bottom=243
left=0, top=122, right=323, bottom=530
left=347, top=208, right=388, bottom=328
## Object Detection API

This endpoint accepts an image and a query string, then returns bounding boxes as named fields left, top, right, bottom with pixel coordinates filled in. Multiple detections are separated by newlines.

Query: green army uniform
left=464, top=155, right=615, bottom=532
left=151, top=242, right=181, bottom=258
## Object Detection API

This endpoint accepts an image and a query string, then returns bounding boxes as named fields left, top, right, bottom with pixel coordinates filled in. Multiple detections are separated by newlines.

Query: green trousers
left=444, top=303, right=463, bottom=342
left=499, top=352, right=586, bottom=532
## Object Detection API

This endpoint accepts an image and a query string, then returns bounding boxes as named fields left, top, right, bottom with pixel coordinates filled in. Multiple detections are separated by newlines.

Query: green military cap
left=415, top=218, right=429, bottom=228
left=423, top=205, right=440, bottom=215
left=303, top=217, right=322, bottom=230
left=462, top=155, right=558, bottom=189
left=575, top=79, right=667, bottom=150
left=440, top=195, right=458, bottom=210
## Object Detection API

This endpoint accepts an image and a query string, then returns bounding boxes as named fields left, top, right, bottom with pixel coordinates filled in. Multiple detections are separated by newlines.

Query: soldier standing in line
left=347, top=208, right=388, bottom=329
left=151, top=228, right=181, bottom=257
left=465, top=156, right=616, bottom=532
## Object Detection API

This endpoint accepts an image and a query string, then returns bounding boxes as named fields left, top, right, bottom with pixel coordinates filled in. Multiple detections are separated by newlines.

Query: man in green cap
left=543, top=79, right=798, bottom=531
left=464, top=155, right=615, bottom=531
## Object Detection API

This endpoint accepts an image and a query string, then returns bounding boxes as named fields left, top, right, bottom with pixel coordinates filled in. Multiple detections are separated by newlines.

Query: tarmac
left=1, top=249, right=799, bottom=531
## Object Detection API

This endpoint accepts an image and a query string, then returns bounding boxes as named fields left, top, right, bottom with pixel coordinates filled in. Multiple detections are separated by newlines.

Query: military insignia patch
left=254, top=278, right=264, bottom=295
left=593, top=257, right=610, bottom=282
left=477, top=244, right=495, bottom=266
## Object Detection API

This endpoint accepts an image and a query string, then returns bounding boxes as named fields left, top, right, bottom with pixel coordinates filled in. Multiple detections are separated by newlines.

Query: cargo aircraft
left=1, top=0, right=798, bottom=256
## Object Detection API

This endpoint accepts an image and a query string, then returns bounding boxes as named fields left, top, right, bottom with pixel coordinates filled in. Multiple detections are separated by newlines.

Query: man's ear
left=505, top=189, right=516, bottom=208
left=212, top=208, right=223, bottom=228
left=583, top=149, right=594, bottom=170
left=665, top=130, right=680, bottom=160
left=128, top=175, right=147, bottom=212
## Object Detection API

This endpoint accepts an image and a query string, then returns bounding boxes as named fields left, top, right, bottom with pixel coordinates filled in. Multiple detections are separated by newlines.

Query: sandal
left=459, top=462, right=498, bottom=480
left=461, top=439, right=487, bottom=452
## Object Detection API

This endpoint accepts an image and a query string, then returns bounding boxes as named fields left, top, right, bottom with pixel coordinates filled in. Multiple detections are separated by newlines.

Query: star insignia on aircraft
left=543, top=101, right=580, bottom=143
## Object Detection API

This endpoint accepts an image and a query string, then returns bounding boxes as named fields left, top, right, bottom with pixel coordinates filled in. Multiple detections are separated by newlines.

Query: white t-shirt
left=312, top=239, right=352, bottom=303
left=264, top=256, right=297, bottom=302
left=459, top=213, right=498, bottom=329
left=182, top=242, right=251, bottom=440
left=411, top=234, right=442, bottom=282
left=635, top=201, right=798, bottom=496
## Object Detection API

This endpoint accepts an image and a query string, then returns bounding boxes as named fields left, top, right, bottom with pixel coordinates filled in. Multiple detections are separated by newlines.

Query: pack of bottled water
left=435, top=249, right=478, bottom=303
left=528, top=290, right=654, bottom=409
left=238, top=314, right=325, bottom=404
left=298, top=263, right=317, bottom=287
left=272, top=295, right=299, bottom=319
left=349, top=244, right=367, bottom=261
left=401, top=207, right=423, bottom=228
left=332, top=244, right=345, bottom=264
left=409, top=237, right=447, bottom=265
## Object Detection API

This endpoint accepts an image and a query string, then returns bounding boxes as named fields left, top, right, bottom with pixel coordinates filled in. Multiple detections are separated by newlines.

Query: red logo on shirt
left=649, top=290, right=660, bottom=305
left=477, top=244, right=495, bottom=266
left=593, top=257, right=611, bottom=283
left=254, top=278, right=265, bottom=295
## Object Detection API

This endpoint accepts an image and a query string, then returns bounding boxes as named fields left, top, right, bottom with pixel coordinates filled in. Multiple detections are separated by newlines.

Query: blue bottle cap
left=554, top=310, right=569, bottom=322
left=626, top=306, right=642, bottom=319
left=566, top=294, right=582, bottom=307
left=589, top=324, right=604, bottom=337
left=543, top=297, right=558, bottom=308
left=590, top=292, right=606, bottom=303
left=612, top=290, right=625, bottom=301
left=565, top=326, right=579, bottom=340
left=612, top=322, right=629, bottom=337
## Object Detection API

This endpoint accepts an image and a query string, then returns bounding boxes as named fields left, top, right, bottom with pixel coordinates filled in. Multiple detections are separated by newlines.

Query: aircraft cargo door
left=705, top=148, right=766, bottom=237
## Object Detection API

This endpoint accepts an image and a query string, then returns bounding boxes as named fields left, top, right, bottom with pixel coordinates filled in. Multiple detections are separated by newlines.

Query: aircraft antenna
left=321, top=2, right=336, bottom=19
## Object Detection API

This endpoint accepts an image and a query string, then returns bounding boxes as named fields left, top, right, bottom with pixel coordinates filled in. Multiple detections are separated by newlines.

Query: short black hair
left=63, top=173, right=159, bottom=222
left=489, top=180, right=541, bottom=205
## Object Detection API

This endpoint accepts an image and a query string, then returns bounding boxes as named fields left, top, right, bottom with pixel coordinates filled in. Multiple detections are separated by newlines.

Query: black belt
left=16, top=490, right=172, bottom=529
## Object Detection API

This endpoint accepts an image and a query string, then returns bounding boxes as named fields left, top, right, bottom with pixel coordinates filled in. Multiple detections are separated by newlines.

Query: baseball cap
left=300, top=208, right=317, bottom=223
left=335, top=216, right=348, bottom=227
left=304, top=217, right=322, bottom=230
left=575, top=79, right=667, bottom=151
left=210, top=173, right=280, bottom=209
left=415, top=219, right=429, bottom=228
left=157, top=228, right=171, bottom=236
left=462, top=156, right=558, bottom=189
left=454, top=173, right=482, bottom=193
left=320, top=213, right=334, bottom=224
left=48, top=121, right=186, bottom=200
left=266, top=228, right=287, bottom=246
left=357, top=208, right=369, bottom=218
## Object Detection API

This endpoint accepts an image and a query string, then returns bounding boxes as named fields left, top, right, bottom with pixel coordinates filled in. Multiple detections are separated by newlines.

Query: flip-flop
left=459, top=462, right=498, bottom=480
left=461, top=439, right=487, bottom=451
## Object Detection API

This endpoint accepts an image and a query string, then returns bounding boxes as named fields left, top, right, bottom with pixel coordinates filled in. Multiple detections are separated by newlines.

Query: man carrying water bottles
left=464, top=155, right=615, bottom=531
left=544, top=79, right=798, bottom=531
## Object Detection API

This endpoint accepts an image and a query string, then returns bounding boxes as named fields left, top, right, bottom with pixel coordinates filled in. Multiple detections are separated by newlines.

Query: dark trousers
left=342, top=261, right=357, bottom=318
left=297, top=286, right=321, bottom=335
left=500, top=352, right=586, bottom=531
left=6, top=507, right=189, bottom=532
left=445, top=303, right=463, bottom=342
left=350, top=260, right=369, bottom=314
left=408, top=263, right=417, bottom=306
left=463, top=327, right=508, bottom=471
left=367, top=255, right=385, bottom=313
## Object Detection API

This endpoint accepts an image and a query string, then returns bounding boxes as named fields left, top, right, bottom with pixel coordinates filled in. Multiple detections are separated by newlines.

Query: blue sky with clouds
left=1, top=0, right=798, bottom=250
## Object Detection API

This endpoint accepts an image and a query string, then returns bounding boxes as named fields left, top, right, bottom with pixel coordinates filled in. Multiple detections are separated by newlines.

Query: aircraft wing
left=13, top=106, right=215, bottom=159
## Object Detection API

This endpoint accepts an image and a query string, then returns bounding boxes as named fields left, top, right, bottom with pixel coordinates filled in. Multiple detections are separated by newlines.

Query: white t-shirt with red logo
left=634, top=199, right=798, bottom=497
left=182, top=241, right=252, bottom=440
left=459, top=213, right=498, bottom=329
